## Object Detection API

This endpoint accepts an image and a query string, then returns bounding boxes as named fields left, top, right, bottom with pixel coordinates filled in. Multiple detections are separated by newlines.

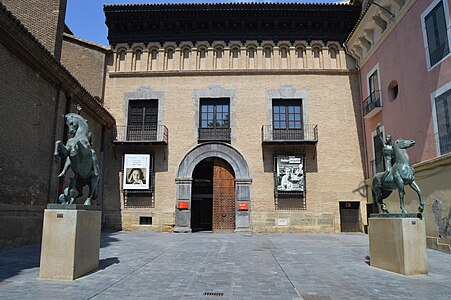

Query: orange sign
left=238, top=202, right=249, bottom=211
left=178, top=201, right=189, bottom=209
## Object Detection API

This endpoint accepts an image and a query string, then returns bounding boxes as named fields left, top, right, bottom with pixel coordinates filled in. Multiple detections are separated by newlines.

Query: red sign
left=178, top=201, right=189, bottom=209
left=238, top=202, right=249, bottom=211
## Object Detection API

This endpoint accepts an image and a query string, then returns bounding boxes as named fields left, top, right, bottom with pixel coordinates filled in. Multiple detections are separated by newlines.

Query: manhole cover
left=204, top=292, right=224, bottom=296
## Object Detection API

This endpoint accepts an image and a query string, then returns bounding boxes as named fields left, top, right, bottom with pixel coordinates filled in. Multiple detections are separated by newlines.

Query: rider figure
left=376, top=123, right=393, bottom=182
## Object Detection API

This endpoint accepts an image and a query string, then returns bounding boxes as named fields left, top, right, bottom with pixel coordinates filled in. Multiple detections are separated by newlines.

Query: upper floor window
left=127, top=100, right=158, bottom=141
left=214, top=47, right=223, bottom=69
left=372, top=129, right=385, bottom=176
left=433, top=88, right=451, bottom=155
left=421, top=0, right=450, bottom=69
left=231, top=47, right=240, bottom=69
left=117, top=49, right=126, bottom=71
left=199, top=98, right=230, bottom=142
left=198, top=47, right=207, bottom=69
left=200, top=99, right=229, bottom=128
left=165, top=48, right=174, bottom=70
left=368, top=69, right=379, bottom=95
left=133, top=49, right=142, bottom=71
left=272, top=99, right=303, bottom=140
left=273, top=99, right=302, bottom=129
left=247, top=47, right=256, bottom=69
left=150, top=49, right=158, bottom=71
left=364, top=64, right=382, bottom=118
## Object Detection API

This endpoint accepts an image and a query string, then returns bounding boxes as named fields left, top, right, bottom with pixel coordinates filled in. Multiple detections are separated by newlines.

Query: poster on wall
left=276, top=155, right=305, bottom=192
left=123, top=154, right=150, bottom=190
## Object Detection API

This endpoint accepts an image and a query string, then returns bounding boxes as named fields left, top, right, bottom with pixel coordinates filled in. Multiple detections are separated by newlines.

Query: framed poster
left=275, top=155, right=305, bottom=192
left=123, top=154, right=150, bottom=190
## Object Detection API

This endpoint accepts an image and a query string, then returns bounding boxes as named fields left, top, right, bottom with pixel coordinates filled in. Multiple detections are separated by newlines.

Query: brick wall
left=0, top=42, right=66, bottom=206
left=1, top=0, right=67, bottom=60
left=61, top=36, right=108, bottom=100
left=102, top=69, right=366, bottom=232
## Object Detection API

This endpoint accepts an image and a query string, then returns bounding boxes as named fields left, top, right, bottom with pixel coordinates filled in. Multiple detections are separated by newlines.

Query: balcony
left=262, top=124, right=318, bottom=144
left=113, top=125, right=168, bottom=144
left=363, top=90, right=382, bottom=118
left=198, top=127, right=231, bottom=142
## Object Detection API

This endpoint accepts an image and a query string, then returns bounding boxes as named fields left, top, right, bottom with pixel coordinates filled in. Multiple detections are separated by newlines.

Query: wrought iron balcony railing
left=198, top=127, right=231, bottom=142
left=262, top=124, right=318, bottom=143
left=113, top=125, right=168, bottom=144
left=363, top=90, right=382, bottom=118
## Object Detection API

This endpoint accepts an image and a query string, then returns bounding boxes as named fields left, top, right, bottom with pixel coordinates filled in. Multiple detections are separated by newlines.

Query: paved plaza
left=0, top=231, right=450, bottom=300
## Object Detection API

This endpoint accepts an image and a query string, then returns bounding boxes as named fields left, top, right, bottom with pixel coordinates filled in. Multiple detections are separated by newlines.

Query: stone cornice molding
left=345, top=0, right=415, bottom=66
left=109, top=69, right=357, bottom=78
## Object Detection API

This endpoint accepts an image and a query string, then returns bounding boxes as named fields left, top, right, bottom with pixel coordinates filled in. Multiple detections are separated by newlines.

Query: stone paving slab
left=0, top=231, right=450, bottom=299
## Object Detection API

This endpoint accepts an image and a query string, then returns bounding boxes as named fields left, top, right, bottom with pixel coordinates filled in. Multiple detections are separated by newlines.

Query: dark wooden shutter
left=127, top=100, right=158, bottom=140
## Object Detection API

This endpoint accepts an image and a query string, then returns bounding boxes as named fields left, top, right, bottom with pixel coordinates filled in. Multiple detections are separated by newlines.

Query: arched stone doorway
left=191, top=157, right=236, bottom=232
left=174, top=142, right=252, bottom=232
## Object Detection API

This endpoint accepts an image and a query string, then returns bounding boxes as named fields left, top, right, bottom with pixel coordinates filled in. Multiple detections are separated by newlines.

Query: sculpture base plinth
left=39, top=205, right=101, bottom=280
left=369, top=214, right=428, bottom=275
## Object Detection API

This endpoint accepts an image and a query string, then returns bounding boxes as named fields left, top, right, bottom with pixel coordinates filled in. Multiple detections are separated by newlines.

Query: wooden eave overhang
left=0, top=3, right=115, bottom=127
left=104, top=2, right=361, bottom=47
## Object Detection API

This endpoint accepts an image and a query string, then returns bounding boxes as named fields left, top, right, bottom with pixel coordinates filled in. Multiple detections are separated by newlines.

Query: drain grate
left=302, top=295, right=332, bottom=300
left=204, top=292, right=224, bottom=296
left=0, top=280, right=11, bottom=285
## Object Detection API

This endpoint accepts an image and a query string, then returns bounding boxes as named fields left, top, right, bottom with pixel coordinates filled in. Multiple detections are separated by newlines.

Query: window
left=264, top=47, right=272, bottom=69
left=182, top=48, right=190, bottom=70
left=296, top=47, right=306, bottom=69
left=312, top=47, right=322, bottom=68
left=214, top=47, right=223, bottom=69
left=199, top=98, right=230, bottom=141
left=247, top=47, right=256, bottom=69
left=127, top=100, right=158, bottom=141
left=117, top=49, right=126, bottom=71
left=372, top=132, right=385, bottom=175
left=198, top=47, right=207, bottom=69
left=150, top=49, right=158, bottom=71
left=133, top=49, right=142, bottom=71
left=165, top=48, right=174, bottom=70
left=231, top=47, right=239, bottom=69
left=368, top=69, right=379, bottom=94
left=433, top=88, right=451, bottom=155
left=422, top=0, right=450, bottom=69
left=272, top=99, right=303, bottom=140
left=364, top=64, right=382, bottom=117
left=200, top=99, right=229, bottom=128
left=280, top=47, right=289, bottom=69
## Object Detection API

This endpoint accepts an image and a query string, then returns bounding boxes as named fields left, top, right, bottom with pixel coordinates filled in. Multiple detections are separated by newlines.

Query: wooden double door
left=211, top=158, right=236, bottom=232
left=191, top=158, right=235, bottom=232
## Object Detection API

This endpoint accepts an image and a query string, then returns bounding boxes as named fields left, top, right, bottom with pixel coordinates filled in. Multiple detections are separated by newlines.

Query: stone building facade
left=345, top=0, right=451, bottom=252
left=0, top=1, right=114, bottom=249
left=102, top=3, right=366, bottom=233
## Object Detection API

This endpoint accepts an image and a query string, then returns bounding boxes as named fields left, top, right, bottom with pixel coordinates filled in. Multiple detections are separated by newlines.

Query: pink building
left=346, top=0, right=451, bottom=252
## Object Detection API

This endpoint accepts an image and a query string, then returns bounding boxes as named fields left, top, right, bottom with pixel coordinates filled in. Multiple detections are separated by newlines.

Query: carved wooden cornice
left=104, top=3, right=361, bottom=47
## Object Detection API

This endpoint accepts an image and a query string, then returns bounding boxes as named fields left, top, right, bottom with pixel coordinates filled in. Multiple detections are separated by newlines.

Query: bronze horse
left=54, top=113, right=99, bottom=205
left=372, top=138, right=425, bottom=214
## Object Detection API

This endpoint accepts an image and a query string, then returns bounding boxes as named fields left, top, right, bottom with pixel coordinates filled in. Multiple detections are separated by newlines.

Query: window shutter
left=435, top=90, right=451, bottom=154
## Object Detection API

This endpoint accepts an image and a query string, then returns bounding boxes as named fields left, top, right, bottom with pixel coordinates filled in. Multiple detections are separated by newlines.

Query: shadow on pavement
left=0, top=231, right=120, bottom=281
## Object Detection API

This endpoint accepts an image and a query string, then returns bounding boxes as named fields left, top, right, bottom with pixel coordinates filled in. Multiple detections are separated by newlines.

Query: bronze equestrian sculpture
left=54, top=112, right=99, bottom=205
left=372, top=124, right=425, bottom=214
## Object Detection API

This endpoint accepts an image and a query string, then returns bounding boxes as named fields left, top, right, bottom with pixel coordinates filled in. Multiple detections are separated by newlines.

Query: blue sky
left=65, top=0, right=343, bottom=46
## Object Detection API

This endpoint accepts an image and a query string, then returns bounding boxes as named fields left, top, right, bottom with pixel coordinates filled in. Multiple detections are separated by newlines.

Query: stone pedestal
left=39, top=204, right=101, bottom=280
left=369, top=214, right=428, bottom=275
